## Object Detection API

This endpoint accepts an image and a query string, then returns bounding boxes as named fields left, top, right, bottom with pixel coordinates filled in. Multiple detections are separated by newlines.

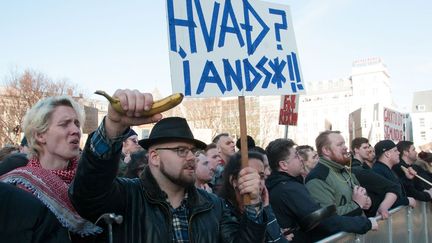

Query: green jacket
left=305, top=157, right=363, bottom=216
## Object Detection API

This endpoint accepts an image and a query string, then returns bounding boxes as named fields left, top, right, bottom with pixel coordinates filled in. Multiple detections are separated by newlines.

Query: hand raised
left=105, top=89, right=162, bottom=138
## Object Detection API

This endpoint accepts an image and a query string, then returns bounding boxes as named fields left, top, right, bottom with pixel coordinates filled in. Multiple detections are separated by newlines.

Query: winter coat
left=351, top=158, right=402, bottom=216
left=0, top=182, right=70, bottom=243
left=267, top=171, right=371, bottom=242
left=305, top=158, right=363, bottom=216
left=69, top=137, right=266, bottom=243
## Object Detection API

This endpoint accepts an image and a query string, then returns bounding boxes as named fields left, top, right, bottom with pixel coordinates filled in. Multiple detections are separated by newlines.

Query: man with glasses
left=266, top=138, right=374, bottom=242
left=69, top=89, right=267, bottom=242
left=372, top=140, right=417, bottom=208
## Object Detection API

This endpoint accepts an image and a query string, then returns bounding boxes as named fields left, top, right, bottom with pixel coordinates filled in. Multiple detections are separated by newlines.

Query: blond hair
left=22, top=96, right=85, bottom=159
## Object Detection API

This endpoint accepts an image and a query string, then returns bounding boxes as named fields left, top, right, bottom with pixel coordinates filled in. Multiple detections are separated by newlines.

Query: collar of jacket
left=273, top=171, right=303, bottom=183
left=139, top=166, right=213, bottom=211
left=319, top=157, right=347, bottom=173
left=399, top=159, right=410, bottom=168
left=351, top=158, right=362, bottom=168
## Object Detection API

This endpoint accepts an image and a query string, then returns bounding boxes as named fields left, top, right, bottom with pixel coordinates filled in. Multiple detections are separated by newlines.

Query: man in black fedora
left=69, top=89, right=266, bottom=242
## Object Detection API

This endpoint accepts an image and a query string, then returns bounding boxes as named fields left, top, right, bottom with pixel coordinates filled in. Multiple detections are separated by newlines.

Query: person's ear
left=229, top=175, right=238, bottom=190
left=322, top=145, right=331, bottom=157
left=34, top=132, right=46, bottom=144
left=148, top=149, right=160, bottom=167
left=279, top=160, right=288, bottom=170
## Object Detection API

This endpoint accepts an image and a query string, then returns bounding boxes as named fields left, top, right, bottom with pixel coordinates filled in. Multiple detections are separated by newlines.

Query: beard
left=329, top=150, right=351, bottom=165
left=160, top=159, right=196, bottom=188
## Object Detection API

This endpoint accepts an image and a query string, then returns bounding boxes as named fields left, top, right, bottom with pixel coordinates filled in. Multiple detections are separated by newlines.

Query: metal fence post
left=407, top=206, right=413, bottom=243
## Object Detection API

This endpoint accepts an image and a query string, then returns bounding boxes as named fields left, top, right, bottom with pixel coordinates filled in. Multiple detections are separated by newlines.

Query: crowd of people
left=0, top=89, right=431, bottom=242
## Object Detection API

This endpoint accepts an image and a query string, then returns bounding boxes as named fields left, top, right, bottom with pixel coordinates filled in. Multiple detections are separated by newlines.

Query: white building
left=411, top=90, right=432, bottom=149
left=295, top=57, right=394, bottom=147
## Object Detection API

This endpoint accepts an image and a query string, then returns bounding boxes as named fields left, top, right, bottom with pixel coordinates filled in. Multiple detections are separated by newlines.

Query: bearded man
left=305, top=131, right=371, bottom=216
left=69, top=89, right=267, bottom=242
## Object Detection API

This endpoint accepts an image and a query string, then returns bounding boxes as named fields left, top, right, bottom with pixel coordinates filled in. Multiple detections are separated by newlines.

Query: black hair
left=397, top=141, right=414, bottom=160
left=265, top=138, right=296, bottom=171
left=351, top=137, right=369, bottom=153
left=217, top=151, right=264, bottom=212
left=250, top=146, right=266, bottom=155
left=235, top=135, right=256, bottom=150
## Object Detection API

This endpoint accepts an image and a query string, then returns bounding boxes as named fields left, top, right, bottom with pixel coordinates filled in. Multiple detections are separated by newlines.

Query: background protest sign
left=279, top=94, right=299, bottom=125
left=166, top=0, right=305, bottom=97
left=383, top=107, right=405, bottom=142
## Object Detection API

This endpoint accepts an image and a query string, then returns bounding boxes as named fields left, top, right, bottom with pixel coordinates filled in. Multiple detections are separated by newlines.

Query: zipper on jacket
left=188, top=204, right=214, bottom=243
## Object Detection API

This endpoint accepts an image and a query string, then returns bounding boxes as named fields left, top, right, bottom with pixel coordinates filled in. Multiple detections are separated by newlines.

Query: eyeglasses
left=283, top=151, right=301, bottom=164
left=155, top=147, right=200, bottom=158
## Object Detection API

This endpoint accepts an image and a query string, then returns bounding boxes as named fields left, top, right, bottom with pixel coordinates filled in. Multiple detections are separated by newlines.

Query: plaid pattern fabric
left=244, top=202, right=264, bottom=224
left=90, top=117, right=130, bottom=159
left=168, top=193, right=190, bottom=243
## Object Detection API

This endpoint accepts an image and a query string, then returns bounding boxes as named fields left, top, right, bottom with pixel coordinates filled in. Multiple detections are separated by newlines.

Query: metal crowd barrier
left=318, top=201, right=432, bottom=243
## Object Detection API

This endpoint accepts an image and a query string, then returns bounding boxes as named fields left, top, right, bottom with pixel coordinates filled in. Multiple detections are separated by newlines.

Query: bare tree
left=0, top=69, right=81, bottom=147
left=164, top=96, right=262, bottom=143
left=165, top=97, right=223, bottom=139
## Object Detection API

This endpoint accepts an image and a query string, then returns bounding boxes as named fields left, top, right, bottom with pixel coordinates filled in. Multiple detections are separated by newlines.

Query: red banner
left=279, top=95, right=299, bottom=125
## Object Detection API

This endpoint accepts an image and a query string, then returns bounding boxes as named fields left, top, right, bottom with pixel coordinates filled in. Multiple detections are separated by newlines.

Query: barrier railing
left=317, top=201, right=432, bottom=243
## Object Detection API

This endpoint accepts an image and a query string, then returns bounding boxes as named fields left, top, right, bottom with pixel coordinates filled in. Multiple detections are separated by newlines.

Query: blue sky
left=0, top=0, right=431, bottom=111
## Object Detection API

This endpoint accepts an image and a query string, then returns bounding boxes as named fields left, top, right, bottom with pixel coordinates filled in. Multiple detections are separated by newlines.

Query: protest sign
left=166, top=0, right=304, bottom=97
left=279, top=94, right=299, bottom=125
left=383, top=107, right=405, bottom=142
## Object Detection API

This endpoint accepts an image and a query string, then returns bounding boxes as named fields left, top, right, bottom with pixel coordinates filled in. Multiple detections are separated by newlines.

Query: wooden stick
left=401, top=165, right=432, bottom=187
left=238, top=96, right=250, bottom=204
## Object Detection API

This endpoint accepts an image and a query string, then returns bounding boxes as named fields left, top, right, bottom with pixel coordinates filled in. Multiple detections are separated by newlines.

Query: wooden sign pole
left=238, top=96, right=251, bottom=204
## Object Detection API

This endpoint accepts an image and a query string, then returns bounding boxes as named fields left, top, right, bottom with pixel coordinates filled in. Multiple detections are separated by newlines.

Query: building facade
left=411, top=90, right=432, bottom=150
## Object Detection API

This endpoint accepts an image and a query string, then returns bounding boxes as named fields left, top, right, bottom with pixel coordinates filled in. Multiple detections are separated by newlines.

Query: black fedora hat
left=138, top=117, right=206, bottom=150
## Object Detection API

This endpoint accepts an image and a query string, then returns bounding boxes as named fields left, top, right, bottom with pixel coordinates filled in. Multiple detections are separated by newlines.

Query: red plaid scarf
left=27, top=158, right=77, bottom=184
left=0, top=157, right=102, bottom=236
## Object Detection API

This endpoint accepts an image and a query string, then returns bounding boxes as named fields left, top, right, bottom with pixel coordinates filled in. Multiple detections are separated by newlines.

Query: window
left=420, top=118, right=425, bottom=127
left=416, top=105, right=426, bottom=111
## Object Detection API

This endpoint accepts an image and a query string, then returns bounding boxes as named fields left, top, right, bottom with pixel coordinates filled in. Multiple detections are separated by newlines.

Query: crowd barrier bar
left=317, top=201, right=432, bottom=243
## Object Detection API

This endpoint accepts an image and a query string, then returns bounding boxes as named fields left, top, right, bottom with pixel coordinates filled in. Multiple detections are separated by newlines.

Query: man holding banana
left=69, top=89, right=267, bottom=242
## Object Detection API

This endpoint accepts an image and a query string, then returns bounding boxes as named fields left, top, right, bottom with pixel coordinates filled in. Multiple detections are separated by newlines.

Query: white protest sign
left=383, top=107, right=405, bottom=142
left=166, top=0, right=304, bottom=97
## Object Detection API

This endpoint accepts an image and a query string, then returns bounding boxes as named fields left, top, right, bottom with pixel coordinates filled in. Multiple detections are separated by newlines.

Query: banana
left=95, top=90, right=184, bottom=117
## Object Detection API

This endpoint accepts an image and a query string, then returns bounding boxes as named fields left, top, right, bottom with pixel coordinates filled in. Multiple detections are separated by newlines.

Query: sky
left=0, top=0, right=431, bottom=111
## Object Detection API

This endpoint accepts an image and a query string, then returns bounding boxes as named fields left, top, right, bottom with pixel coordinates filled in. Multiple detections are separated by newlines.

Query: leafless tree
left=0, top=69, right=81, bottom=147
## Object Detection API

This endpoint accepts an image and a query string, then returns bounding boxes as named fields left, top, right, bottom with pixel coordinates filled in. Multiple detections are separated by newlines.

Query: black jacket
left=393, top=160, right=432, bottom=202
left=0, top=182, right=70, bottom=243
left=411, top=164, right=432, bottom=191
left=351, top=158, right=402, bottom=216
left=69, top=136, right=266, bottom=243
left=266, top=171, right=371, bottom=242
left=372, top=161, right=410, bottom=206
left=0, top=153, right=28, bottom=176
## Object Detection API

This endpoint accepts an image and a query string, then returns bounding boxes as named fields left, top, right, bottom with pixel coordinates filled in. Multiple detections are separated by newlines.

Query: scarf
left=0, top=158, right=102, bottom=236
left=27, top=158, right=77, bottom=185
